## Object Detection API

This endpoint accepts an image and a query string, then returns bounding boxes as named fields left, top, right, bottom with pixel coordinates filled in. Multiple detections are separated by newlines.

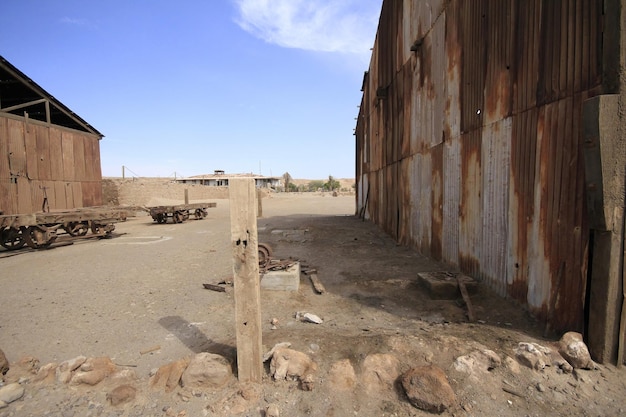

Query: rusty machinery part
left=194, top=208, right=208, bottom=220
left=155, top=213, right=168, bottom=224
left=64, top=221, right=90, bottom=237
left=258, top=242, right=273, bottom=270
left=21, top=225, right=58, bottom=249
left=90, top=222, right=116, bottom=235
left=172, top=211, right=185, bottom=224
left=0, top=227, right=26, bottom=250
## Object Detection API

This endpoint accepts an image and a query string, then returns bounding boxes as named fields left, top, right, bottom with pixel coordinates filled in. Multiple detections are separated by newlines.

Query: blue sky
left=0, top=0, right=381, bottom=180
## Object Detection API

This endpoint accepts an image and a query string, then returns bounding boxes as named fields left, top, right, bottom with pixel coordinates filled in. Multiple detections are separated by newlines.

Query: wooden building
left=0, top=56, right=104, bottom=215
left=356, top=1, right=626, bottom=363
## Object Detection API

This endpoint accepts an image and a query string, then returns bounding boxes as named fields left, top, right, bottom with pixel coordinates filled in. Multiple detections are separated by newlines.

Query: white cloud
left=59, top=17, right=89, bottom=26
left=233, top=0, right=380, bottom=57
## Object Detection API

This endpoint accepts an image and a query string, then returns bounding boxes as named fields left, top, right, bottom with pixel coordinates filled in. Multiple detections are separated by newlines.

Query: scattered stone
left=0, top=383, right=24, bottom=404
left=302, top=313, right=323, bottom=324
left=504, top=356, right=520, bottom=374
left=328, top=359, right=356, bottom=391
left=0, top=349, right=8, bottom=375
left=0, top=400, right=7, bottom=409
left=514, top=342, right=552, bottom=370
left=33, top=362, right=58, bottom=383
left=70, top=357, right=118, bottom=386
left=558, top=332, right=595, bottom=370
left=400, top=365, right=456, bottom=414
left=56, top=356, right=87, bottom=384
left=361, top=353, right=400, bottom=395
left=181, top=352, right=232, bottom=389
left=266, top=403, right=280, bottom=417
left=453, top=349, right=501, bottom=375
left=551, top=354, right=574, bottom=374
left=107, top=384, right=137, bottom=406
left=269, top=348, right=317, bottom=390
left=536, top=382, right=546, bottom=392
left=150, top=357, right=191, bottom=392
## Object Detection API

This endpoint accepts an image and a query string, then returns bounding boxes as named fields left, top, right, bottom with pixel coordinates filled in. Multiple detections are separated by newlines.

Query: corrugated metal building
left=0, top=56, right=104, bottom=215
left=356, top=0, right=626, bottom=362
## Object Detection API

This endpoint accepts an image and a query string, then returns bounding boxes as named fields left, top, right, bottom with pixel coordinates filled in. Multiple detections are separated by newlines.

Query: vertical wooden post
left=184, top=189, right=189, bottom=205
left=257, top=189, right=263, bottom=218
left=229, top=178, right=262, bottom=382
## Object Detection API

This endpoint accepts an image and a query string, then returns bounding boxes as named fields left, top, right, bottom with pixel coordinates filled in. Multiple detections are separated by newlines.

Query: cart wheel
left=23, top=225, right=57, bottom=249
left=194, top=208, right=207, bottom=220
left=156, top=213, right=168, bottom=224
left=173, top=211, right=184, bottom=223
left=66, top=221, right=89, bottom=236
left=0, top=227, right=26, bottom=250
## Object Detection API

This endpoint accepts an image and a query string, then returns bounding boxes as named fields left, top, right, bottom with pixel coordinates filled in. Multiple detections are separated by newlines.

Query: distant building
left=175, top=170, right=282, bottom=189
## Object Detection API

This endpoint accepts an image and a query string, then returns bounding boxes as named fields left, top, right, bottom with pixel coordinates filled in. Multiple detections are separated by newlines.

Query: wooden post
left=229, top=178, right=263, bottom=382
left=184, top=189, right=189, bottom=205
left=257, top=189, right=263, bottom=218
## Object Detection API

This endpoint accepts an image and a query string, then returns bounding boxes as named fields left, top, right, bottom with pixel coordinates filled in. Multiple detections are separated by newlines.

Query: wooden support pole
left=184, top=189, right=189, bottom=205
left=257, top=189, right=263, bottom=218
left=229, top=178, right=263, bottom=382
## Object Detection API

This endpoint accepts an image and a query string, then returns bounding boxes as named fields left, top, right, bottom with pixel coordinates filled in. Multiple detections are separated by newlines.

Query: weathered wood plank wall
left=0, top=114, right=103, bottom=215
left=356, top=0, right=616, bottom=333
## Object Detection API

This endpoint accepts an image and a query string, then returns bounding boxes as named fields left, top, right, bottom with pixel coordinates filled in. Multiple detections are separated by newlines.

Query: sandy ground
left=1, top=192, right=626, bottom=417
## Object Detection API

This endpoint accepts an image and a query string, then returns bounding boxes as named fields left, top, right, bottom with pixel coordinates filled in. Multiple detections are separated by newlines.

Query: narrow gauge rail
left=0, top=207, right=133, bottom=250
left=148, top=202, right=217, bottom=224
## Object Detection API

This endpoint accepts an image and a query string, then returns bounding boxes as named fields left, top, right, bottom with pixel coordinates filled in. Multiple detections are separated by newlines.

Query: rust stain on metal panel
left=431, top=143, right=443, bottom=260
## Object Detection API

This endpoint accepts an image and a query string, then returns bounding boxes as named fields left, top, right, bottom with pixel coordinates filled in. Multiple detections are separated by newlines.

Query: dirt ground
left=1, top=192, right=626, bottom=417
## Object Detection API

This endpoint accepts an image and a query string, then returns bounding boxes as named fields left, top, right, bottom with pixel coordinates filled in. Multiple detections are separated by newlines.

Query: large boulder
left=361, top=353, right=400, bottom=395
left=181, top=352, right=232, bottom=389
left=149, top=357, right=190, bottom=392
left=400, top=365, right=456, bottom=414
left=328, top=359, right=356, bottom=391
left=0, top=383, right=24, bottom=405
left=558, top=332, right=595, bottom=369
left=269, top=348, right=317, bottom=390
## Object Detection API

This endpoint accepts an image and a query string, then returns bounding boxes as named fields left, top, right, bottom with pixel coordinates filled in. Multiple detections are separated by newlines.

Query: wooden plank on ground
left=457, top=277, right=475, bottom=322
left=309, top=273, right=326, bottom=294
left=229, top=178, right=262, bottom=383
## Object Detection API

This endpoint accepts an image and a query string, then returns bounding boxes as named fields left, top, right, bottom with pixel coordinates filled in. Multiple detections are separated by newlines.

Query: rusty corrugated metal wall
left=356, top=0, right=618, bottom=332
left=0, top=114, right=103, bottom=215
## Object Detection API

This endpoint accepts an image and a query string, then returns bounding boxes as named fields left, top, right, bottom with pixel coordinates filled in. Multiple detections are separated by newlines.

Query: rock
left=181, top=353, right=232, bottom=389
left=558, top=332, right=595, bottom=370
left=33, top=362, right=58, bottom=383
left=56, top=356, right=87, bottom=384
left=263, top=342, right=292, bottom=362
left=150, top=357, right=190, bottom=392
left=107, top=384, right=137, bottom=406
left=401, top=365, right=456, bottom=414
left=0, top=400, right=7, bottom=409
left=266, top=403, right=280, bottom=417
left=0, top=349, right=9, bottom=375
left=269, top=348, right=317, bottom=389
left=361, top=353, right=400, bottom=395
left=453, top=349, right=501, bottom=375
left=504, top=356, right=520, bottom=374
left=514, top=342, right=552, bottom=370
left=328, top=359, right=356, bottom=391
left=0, top=383, right=25, bottom=404
left=70, top=357, right=118, bottom=386
left=302, top=313, right=323, bottom=324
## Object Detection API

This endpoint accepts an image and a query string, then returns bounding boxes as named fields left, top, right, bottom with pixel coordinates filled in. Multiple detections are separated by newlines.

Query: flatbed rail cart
left=148, top=202, right=217, bottom=224
left=0, top=206, right=133, bottom=250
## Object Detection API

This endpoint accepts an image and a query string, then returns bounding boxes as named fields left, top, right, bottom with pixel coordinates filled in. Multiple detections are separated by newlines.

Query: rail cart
left=0, top=207, right=132, bottom=250
left=148, top=202, right=217, bottom=224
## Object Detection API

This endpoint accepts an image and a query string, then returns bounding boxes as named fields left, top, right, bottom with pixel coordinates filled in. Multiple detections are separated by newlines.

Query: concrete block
left=261, top=262, right=300, bottom=291
left=417, top=272, right=477, bottom=300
